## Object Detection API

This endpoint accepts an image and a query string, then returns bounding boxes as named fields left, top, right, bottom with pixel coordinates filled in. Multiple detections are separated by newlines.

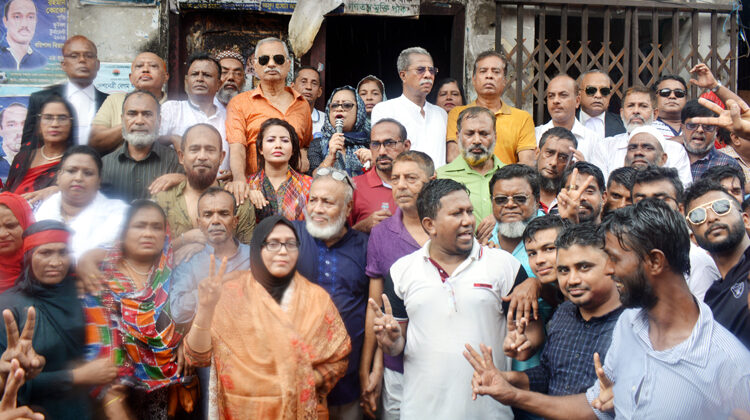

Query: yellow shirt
left=446, top=100, right=536, bottom=164
left=92, top=91, right=168, bottom=128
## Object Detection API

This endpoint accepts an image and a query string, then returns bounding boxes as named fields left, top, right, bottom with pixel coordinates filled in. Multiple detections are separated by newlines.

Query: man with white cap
left=590, top=85, right=692, bottom=186
left=624, top=126, right=669, bottom=170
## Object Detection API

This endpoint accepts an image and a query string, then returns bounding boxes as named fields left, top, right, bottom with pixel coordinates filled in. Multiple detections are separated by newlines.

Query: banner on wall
left=179, top=0, right=419, bottom=16
left=94, top=62, right=134, bottom=94
left=0, top=0, right=67, bottom=86
left=0, top=88, right=33, bottom=180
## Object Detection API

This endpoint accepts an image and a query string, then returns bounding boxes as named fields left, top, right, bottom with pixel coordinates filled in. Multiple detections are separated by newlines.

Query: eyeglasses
left=263, top=240, right=299, bottom=252
left=39, top=114, right=72, bottom=124
left=584, top=86, right=612, bottom=97
left=330, top=102, right=355, bottom=111
left=315, top=167, right=355, bottom=190
left=409, top=66, right=438, bottom=76
left=256, top=54, right=285, bottom=66
left=686, top=198, right=733, bottom=225
left=63, top=52, right=97, bottom=61
left=369, top=139, right=404, bottom=150
left=656, top=88, right=687, bottom=98
left=684, top=122, right=717, bottom=133
left=493, top=194, right=530, bottom=206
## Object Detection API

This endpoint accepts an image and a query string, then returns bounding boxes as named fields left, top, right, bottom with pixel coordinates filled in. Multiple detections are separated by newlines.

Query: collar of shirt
left=364, top=167, right=391, bottom=189
left=468, top=100, right=512, bottom=116
left=312, top=108, right=323, bottom=123
left=580, top=109, right=605, bottom=126
left=630, top=299, right=712, bottom=367
left=251, top=85, right=305, bottom=103
left=186, top=96, right=225, bottom=117
left=203, top=239, right=244, bottom=261
left=66, top=81, right=95, bottom=102
left=395, top=94, right=438, bottom=117
left=383, top=207, right=421, bottom=247
left=693, top=147, right=721, bottom=165
left=418, top=238, right=483, bottom=279
left=117, top=141, right=162, bottom=162
left=570, top=118, right=590, bottom=140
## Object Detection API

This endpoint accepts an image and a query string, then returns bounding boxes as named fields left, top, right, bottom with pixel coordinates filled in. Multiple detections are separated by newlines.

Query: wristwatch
left=711, top=80, right=722, bottom=93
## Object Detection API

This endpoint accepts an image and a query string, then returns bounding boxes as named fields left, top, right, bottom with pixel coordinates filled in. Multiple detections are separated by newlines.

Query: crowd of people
left=0, top=31, right=748, bottom=420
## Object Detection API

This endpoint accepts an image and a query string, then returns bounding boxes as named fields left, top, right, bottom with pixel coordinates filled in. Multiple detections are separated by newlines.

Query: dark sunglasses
left=410, top=66, right=438, bottom=76
left=686, top=198, right=732, bottom=225
left=657, top=88, right=687, bottom=98
left=584, top=86, right=611, bottom=97
left=684, top=122, right=717, bottom=133
left=257, top=54, right=285, bottom=66
left=493, top=194, right=529, bottom=206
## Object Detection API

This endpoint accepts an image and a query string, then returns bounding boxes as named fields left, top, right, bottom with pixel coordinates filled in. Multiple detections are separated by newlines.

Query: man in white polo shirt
left=535, top=74, right=599, bottom=161
left=371, top=46, right=448, bottom=168
left=369, top=178, right=539, bottom=419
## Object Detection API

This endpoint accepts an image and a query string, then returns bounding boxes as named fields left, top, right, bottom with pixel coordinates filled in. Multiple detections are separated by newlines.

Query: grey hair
left=397, top=47, right=431, bottom=73
left=313, top=170, right=355, bottom=204
left=255, top=37, right=290, bottom=59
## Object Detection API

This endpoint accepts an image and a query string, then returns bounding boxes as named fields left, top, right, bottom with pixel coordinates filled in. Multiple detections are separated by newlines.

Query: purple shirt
left=366, top=207, right=421, bottom=372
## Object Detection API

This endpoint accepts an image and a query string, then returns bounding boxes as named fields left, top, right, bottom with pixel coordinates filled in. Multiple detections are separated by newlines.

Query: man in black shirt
left=684, top=179, right=750, bottom=349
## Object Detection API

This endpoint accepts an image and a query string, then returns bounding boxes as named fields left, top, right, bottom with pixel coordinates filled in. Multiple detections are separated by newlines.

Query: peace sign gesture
left=368, top=294, right=404, bottom=356
left=556, top=168, right=596, bottom=223
left=0, top=307, right=45, bottom=387
left=503, top=313, right=531, bottom=359
left=0, top=359, right=44, bottom=420
left=590, top=352, right=614, bottom=412
left=197, top=255, right=229, bottom=311
left=463, top=343, right=516, bottom=404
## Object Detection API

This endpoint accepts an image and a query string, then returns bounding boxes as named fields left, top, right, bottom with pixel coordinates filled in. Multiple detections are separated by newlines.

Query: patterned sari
left=82, top=239, right=183, bottom=391
left=184, top=272, right=351, bottom=420
left=248, top=167, right=312, bottom=222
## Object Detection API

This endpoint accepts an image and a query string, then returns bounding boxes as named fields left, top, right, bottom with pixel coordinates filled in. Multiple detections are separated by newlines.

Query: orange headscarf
left=0, top=192, right=34, bottom=291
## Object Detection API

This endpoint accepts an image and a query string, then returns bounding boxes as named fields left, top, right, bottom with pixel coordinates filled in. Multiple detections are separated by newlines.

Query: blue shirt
left=691, top=147, right=743, bottom=181
left=0, top=39, right=47, bottom=70
left=293, top=221, right=369, bottom=406
left=586, top=300, right=750, bottom=419
left=168, top=241, right=250, bottom=324
left=525, top=301, right=623, bottom=396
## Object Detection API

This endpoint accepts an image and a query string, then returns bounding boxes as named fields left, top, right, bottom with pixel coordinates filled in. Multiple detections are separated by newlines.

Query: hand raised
left=689, top=63, right=718, bottom=90
left=368, top=294, right=403, bottom=356
left=1, top=308, right=45, bottom=384
left=694, top=97, right=750, bottom=140
left=591, top=352, right=614, bottom=412
left=197, top=255, right=229, bottom=310
left=503, top=314, right=531, bottom=358
left=557, top=168, right=595, bottom=223
left=0, top=359, right=44, bottom=420
left=463, top=343, right=516, bottom=404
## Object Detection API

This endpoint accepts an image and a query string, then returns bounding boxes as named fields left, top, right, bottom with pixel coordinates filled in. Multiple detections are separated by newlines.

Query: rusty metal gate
left=495, top=0, right=741, bottom=123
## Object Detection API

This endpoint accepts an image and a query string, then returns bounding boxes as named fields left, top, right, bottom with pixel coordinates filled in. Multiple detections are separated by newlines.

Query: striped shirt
left=585, top=300, right=750, bottom=419
left=101, top=141, right=183, bottom=202
left=690, top=147, right=743, bottom=182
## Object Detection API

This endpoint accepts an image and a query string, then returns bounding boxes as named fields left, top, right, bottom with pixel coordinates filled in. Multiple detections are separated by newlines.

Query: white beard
left=497, top=220, right=529, bottom=239
left=122, top=129, right=157, bottom=148
left=304, top=209, right=347, bottom=240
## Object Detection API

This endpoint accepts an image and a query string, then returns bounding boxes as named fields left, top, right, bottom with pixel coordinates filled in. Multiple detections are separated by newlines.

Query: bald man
left=535, top=74, right=599, bottom=161
left=22, top=35, right=108, bottom=146
left=90, top=51, right=170, bottom=153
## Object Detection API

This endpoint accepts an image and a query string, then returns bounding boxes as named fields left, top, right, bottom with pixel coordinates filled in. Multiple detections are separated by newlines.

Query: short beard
left=540, top=175, right=560, bottom=193
left=497, top=220, right=529, bottom=239
left=122, top=128, right=157, bottom=148
left=304, top=209, right=347, bottom=241
left=683, top=140, right=714, bottom=156
left=695, top=219, right=747, bottom=254
left=615, top=264, right=658, bottom=310
left=623, top=115, right=654, bottom=133
left=578, top=201, right=602, bottom=223
left=216, top=86, right=239, bottom=105
left=186, top=168, right=217, bottom=191
left=461, top=141, right=495, bottom=167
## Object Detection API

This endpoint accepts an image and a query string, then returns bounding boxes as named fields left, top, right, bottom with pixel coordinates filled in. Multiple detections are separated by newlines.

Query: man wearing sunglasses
left=629, top=167, right=719, bottom=301
left=652, top=75, right=688, bottom=140
left=371, top=46, right=447, bottom=168
left=445, top=50, right=536, bottom=167
left=576, top=70, right=625, bottom=139
left=350, top=119, right=411, bottom=234
left=681, top=99, right=742, bottom=180
left=225, top=37, right=313, bottom=203
left=684, top=179, right=750, bottom=349
left=589, top=86, right=693, bottom=187
left=535, top=75, right=597, bottom=161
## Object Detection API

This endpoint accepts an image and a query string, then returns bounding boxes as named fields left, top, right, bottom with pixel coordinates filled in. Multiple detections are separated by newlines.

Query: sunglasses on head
left=410, top=66, right=438, bottom=76
left=584, top=86, right=611, bottom=97
left=657, top=88, right=687, bottom=98
left=493, top=194, right=530, bottom=206
left=686, top=198, right=733, bottom=225
left=257, top=54, right=285, bottom=66
left=316, top=167, right=355, bottom=190
left=684, top=122, right=717, bottom=133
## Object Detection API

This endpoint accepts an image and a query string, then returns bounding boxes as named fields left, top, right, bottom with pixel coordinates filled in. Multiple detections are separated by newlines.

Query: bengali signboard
left=344, top=0, right=418, bottom=16
left=179, top=0, right=419, bottom=16
left=0, top=0, right=67, bottom=86
left=94, top=62, right=134, bottom=94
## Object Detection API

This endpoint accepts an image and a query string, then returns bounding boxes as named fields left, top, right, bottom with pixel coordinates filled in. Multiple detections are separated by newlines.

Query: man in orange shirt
left=446, top=51, right=536, bottom=166
left=225, top=37, right=312, bottom=203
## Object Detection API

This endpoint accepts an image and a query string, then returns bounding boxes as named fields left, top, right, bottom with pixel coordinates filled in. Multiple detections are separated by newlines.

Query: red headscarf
left=0, top=192, right=35, bottom=291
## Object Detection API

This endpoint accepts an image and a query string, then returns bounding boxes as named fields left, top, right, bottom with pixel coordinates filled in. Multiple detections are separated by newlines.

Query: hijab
left=11, top=220, right=83, bottom=355
left=357, top=75, right=387, bottom=102
left=320, top=85, right=371, bottom=177
left=0, top=192, right=35, bottom=290
left=250, top=214, right=300, bottom=303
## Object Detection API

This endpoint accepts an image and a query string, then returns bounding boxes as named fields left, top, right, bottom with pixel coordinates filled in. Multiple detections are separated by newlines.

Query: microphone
left=335, top=118, right=344, bottom=164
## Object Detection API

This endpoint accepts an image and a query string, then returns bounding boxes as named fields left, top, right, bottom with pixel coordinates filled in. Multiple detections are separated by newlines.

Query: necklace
left=40, top=145, right=63, bottom=161
left=122, top=258, right=153, bottom=276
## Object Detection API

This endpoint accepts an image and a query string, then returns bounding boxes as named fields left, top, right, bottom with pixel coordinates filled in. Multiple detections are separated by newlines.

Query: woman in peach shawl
left=184, top=215, right=351, bottom=419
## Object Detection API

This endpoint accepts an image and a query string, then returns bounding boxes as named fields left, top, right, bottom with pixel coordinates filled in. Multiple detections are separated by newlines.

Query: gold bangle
left=104, top=396, right=122, bottom=407
left=191, top=323, right=210, bottom=331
